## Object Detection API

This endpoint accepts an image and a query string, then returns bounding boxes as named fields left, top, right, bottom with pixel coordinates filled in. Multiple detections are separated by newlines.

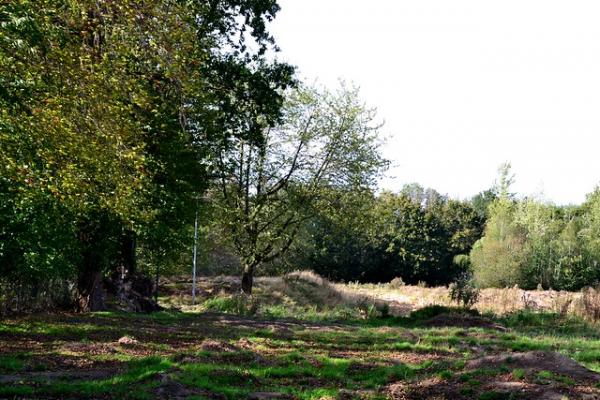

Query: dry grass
left=160, top=271, right=600, bottom=323
left=340, top=277, right=591, bottom=317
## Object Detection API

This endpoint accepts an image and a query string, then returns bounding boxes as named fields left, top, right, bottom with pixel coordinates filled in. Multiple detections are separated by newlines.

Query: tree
left=471, top=189, right=497, bottom=220
left=0, top=0, right=294, bottom=311
left=213, top=84, right=388, bottom=294
left=470, top=164, right=526, bottom=287
left=374, top=190, right=483, bottom=285
left=305, top=188, right=388, bottom=283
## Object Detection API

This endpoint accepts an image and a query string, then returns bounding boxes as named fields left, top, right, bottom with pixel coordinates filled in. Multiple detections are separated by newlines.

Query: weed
left=511, top=368, right=525, bottom=380
left=438, top=370, right=453, bottom=379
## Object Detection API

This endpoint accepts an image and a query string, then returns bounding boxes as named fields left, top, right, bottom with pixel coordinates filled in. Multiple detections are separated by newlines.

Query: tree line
left=471, top=164, right=600, bottom=291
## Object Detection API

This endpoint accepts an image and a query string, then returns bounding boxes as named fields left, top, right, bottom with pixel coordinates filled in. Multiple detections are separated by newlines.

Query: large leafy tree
left=213, top=85, right=388, bottom=294
left=305, top=188, right=389, bottom=283
left=0, top=0, right=294, bottom=311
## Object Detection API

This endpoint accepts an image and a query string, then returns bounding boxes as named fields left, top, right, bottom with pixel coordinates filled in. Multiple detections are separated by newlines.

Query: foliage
left=212, top=84, right=388, bottom=293
left=0, top=0, right=294, bottom=310
left=204, top=294, right=259, bottom=316
left=289, top=184, right=484, bottom=285
left=449, top=273, right=480, bottom=309
left=472, top=165, right=600, bottom=290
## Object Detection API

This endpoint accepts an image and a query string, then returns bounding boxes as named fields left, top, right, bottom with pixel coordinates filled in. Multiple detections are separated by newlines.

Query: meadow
left=1, top=273, right=600, bottom=399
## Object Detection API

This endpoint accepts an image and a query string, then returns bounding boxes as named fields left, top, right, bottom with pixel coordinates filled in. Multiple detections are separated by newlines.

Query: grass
left=0, top=354, right=26, bottom=372
left=2, top=276, right=600, bottom=399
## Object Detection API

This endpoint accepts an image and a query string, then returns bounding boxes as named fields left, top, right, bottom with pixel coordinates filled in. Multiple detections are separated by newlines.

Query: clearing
left=1, top=273, right=600, bottom=399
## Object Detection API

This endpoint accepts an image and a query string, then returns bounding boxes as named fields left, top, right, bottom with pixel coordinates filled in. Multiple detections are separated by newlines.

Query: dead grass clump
left=476, top=286, right=521, bottom=314
left=551, top=291, right=575, bottom=317
left=388, top=277, right=405, bottom=289
left=283, top=270, right=383, bottom=313
left=578, top=286, right=600, bottom=322
left=284, top=270, right=328, bottom=287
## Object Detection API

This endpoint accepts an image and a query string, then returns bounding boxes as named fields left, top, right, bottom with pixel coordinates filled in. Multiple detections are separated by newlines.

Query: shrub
left=357, top=299, right=380, bottom=320
left=376, top=302, right=391, bottom=318
left=388, top=277, right=405, bottom=289
left=449, top=273, right=480, bottom=309
left=204, top=294, right=258, bottom=316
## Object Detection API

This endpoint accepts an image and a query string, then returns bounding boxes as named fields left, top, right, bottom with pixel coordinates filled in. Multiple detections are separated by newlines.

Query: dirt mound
left=389, top=351, right=600, bottom=400
left=389, top=377, right=600, bottom=400
left=154, top=373, right=223, bottom=400
left=200, top=339, right=240, bottom=353
left=468, top=351, right=600, bottom=382
left=424, top=313, right=507, bottom=331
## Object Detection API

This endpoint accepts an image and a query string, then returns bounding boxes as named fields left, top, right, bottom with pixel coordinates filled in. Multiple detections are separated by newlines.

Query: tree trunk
left=241, top=263, right=254, bottom=295
left=76, top=218, right=109, bottom=312
left=77, top=260, right=106, bottom=312
left=121, top=230, right=137, bottom=275
left=110, top=230, right=161, bottom=312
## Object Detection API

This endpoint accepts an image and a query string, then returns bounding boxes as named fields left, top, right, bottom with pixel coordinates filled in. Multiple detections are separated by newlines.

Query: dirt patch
left=423, top=313, right=507, bottom=331
left=153, top=373, right=224, bottom=400
left=200, top=339, right=240, bottom=353
left=389, top=376, right=461, bottom=400
left=468, top=351, right=600, bottom=382
left=389, top=351, right=600, bottom=400
left=388, top=351, right=458, bottom=365
left=0, top=368, right=118, bottom=384
left=389, top=377, right=600, bottom=400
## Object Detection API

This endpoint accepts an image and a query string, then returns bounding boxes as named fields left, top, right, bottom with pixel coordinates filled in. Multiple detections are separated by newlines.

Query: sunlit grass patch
left=8, top=356, right=175, bottom=399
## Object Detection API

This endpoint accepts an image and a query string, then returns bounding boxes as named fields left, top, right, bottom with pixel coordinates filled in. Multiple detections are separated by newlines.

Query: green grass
left=511, top=368, right=525, bottom=380
left=2, top=304, right=600, bottom=399
left=0, top=354, right=26, bottom=372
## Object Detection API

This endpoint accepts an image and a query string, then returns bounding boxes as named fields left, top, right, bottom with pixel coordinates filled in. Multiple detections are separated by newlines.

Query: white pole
left=192, top=206, right=199, bottom=305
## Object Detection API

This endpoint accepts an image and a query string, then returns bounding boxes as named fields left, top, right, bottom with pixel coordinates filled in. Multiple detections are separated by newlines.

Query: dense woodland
left=1, top=1, right=600, bottom=315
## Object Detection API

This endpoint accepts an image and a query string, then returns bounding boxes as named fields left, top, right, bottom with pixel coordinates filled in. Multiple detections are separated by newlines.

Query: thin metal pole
left=192, top=205, right=199, bottom=305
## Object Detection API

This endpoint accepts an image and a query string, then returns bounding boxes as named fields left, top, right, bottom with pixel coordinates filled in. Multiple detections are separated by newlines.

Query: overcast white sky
left=270, top=0, right=600, bottom=205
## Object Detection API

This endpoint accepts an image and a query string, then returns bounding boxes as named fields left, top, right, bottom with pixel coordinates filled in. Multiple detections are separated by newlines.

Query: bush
left=449, top=273, right=480, bottom=309
left=376, top=302, right=391, bottom=318
left=356, top=298, right=380, bottom=320
left=204, top=294, right=258, bottom=316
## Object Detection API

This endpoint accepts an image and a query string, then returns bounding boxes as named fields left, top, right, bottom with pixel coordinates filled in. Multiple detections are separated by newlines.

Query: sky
left=269, top=0, right=600, bottom=205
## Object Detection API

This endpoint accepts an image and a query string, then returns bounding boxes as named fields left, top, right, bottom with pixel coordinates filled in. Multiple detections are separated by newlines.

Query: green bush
left=204, top=295, right=258, bottom=316
left=449, top=273, right=480, bottom=309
